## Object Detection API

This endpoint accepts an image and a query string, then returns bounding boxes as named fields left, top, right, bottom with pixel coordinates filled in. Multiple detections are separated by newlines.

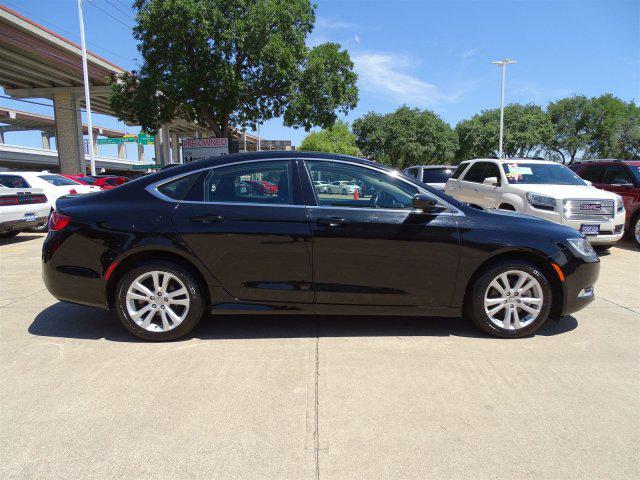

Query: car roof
left=573, top=159, right=640, bottom=167
left=408, top=165, right=455, bottom=169
left=460, top=158, right=558, bottom=165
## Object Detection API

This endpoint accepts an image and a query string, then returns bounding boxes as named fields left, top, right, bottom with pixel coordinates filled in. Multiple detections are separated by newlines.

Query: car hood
left=507, top=184, right=617, bottom=200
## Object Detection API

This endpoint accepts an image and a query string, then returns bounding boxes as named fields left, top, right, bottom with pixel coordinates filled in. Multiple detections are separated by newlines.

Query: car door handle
left=317, top=217, right=347, bottom=227
left=190, top=214, right=224, bottom=223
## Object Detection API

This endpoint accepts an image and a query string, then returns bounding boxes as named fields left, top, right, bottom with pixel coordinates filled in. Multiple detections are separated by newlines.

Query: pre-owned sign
left=182, top=137, right=229, bottom=163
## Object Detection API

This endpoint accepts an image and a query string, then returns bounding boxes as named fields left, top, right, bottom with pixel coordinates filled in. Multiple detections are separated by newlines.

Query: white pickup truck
left=0, top=186, right=50, bottom=238
left=445, top=158, right=626, bottom=247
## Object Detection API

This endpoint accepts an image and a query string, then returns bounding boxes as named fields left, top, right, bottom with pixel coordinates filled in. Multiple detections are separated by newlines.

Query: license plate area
left=23, top=213, right=37, bottom=222
left=580, top=224, right=600, bottom=236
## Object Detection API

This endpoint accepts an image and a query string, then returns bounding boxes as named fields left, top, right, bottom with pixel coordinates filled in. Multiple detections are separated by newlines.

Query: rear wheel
left=115, top=260, right=205, bottom=341
left=0, top=230, right=20, bottom=238
left=465, top=260, right=552, bottom=338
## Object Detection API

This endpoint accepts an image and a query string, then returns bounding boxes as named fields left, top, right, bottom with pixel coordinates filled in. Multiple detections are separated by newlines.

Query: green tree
left=455, top=103, right=553, bottom=160
left=588, top=94, right=640, bottom=159
left=299, top=121, right=360, bottom=155
left=546, top=95, right=594, bottom=164
left=109, top=0, right=358, bottom=138
left=352, top=106, right=458, bottom=169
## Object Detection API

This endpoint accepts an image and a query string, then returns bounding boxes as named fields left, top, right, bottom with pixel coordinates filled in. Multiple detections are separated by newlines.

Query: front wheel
left=632, top=215, right=640, bottom=248
left=115, top=260, right=205, bottom=341
left=465, top=260, right=552, bottom=338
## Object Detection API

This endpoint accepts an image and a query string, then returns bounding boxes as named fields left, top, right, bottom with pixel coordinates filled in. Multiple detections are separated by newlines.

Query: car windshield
left=629, top=166, right=640, bottom=183
left=39, top=175, right=81, bottom=186
left=422, top=168, right=454, bottom=183
left=80, top=176, right=98, bottom=184
left=502, top=163, right=586, bottom=185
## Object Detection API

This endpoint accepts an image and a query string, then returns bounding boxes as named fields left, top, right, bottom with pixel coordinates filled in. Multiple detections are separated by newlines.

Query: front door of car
left=171, top=160, right=313, bottom=303
left=475, top=162, right=503, bottom=208
left=302, top=159, right=460, bottom=307
left=599, top=165, right=640, bottom=212
left=458, top=161, right=491, bottom=206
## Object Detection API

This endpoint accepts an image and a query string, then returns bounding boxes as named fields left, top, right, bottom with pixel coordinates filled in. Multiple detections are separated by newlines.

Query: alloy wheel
left=635, top=218, right=640, bottom=244
left=125, top=270, right=190, bottom=332
left=484, top=270, right=543, bottom=330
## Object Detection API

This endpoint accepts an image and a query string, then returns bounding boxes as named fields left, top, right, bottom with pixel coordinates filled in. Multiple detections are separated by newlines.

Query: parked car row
left=406, top=159, right=638, bottom=247
left=0, top=171, right=131, bottom=236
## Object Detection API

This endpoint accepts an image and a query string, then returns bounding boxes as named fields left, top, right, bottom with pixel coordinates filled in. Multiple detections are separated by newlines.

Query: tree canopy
left=299, top=121, right=360, bottom=155
left=352, top=106, right=458, bottom=169
left=546, top=95, right=593, bottom=163
left=109, top=0, right=358, bottom=137
left=587, top=94, right=640, bottom=160
left=455, top=104, right=553, bottom=160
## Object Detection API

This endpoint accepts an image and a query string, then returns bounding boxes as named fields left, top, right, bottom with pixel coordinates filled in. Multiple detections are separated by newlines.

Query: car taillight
left=69, top=189, right=78, bottom=195
left=30, top=194, right=47, bottom=204
left=0, top=195, right=19, bottom=205
left=48, top=211, right=71, bottom=231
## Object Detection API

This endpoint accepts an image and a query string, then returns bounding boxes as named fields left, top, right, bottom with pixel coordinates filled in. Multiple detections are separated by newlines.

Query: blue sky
left=1, top=0, right=638, bottom=152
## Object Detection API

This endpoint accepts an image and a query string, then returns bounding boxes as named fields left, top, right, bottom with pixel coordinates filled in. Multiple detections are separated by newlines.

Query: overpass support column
left=41, top=132, right=51, bottom=150
left=153, top=128, right=164, bottom=165
left=137, top=142, right=145, bottom=162
left=53, top=91, right=84, bottom=173
left=171, top=131, right=180, bottom=164
left=117, top=142, right=126, bottom=159
left=161, top=124, right=171, bottom=165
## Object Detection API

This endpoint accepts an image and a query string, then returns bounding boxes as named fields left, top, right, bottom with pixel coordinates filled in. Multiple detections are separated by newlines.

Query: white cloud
left=352, top=53, right=465, bottom=106
left=354, top=34, right=360, bottom=44
left=316, top=17, right=357, bottom=30
left=460, top=48, right=479, bottom=59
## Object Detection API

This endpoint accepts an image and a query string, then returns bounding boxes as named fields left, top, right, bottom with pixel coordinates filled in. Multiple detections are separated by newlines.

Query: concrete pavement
left=1, top=234, right=638, bottom=479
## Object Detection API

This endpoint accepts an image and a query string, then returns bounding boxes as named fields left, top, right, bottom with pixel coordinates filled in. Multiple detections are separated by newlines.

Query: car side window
left=580, top=165, right=606, bottom=183
left=461, top=162, right=487, bottom=183
left=0, top=175, right=30, bottom=189
left=602, top=166, right=632, bottom=185
left=203, top=161, right=292, bottom=204
left=404, top=168, right=418, bottom=179
left=483, top=163, right=501, bottom=182
left=450, top=164, right=468, bottom=180
left=306, top=160, right=418, bottom=209
left=157, top=172, right=203, bottom=200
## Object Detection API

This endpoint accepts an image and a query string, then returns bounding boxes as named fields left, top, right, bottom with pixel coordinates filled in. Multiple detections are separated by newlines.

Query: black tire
left=465, top=260, right=552, bottom=338
left=632, top=214, right=640, bottom=248
left=498, top=203, right=516, bottom=211
left=0, top=230, right=20, bottom=238
left=115, top=260, right=205, bottom=341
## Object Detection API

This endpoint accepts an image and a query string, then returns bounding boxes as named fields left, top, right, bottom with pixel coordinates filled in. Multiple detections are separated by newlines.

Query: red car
left=259, top=180, right=278, bottom=194
left=569, top=160, right=640, bottom=246
left=61, top=174, right=130, bottom=191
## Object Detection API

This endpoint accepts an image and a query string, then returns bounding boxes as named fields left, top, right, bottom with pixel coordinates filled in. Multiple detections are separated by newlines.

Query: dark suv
left=569, top=160, right=640, bottom=246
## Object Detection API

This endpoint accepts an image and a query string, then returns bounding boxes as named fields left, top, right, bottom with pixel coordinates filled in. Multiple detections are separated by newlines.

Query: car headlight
left=616, top=194, right=625, bottom=213
left=567, top=237, right=597, bottom=258
left=526, top=193, right=556, bottom=211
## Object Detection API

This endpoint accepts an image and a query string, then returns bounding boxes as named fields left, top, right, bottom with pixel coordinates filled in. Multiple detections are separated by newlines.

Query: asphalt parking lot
left=0, top=233, right=638, bottom=479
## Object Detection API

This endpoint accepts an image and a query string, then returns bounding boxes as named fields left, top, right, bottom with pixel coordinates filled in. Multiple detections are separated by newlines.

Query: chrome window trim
left=146, top=156, right=464, bottom=216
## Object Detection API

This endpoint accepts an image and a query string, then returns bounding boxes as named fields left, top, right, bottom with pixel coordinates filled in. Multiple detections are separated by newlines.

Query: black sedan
left=42, top=151, right=599, bottom=341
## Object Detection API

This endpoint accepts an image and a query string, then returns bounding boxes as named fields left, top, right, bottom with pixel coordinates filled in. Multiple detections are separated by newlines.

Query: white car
left=0, top=172, right=100, bottom=229
left=326, top=180, right=360, bottom=195
left=0, top=186, right=50, bottom=238
left=403, top=165, right=456, bottom=191
left=445, top=159, right=625, bottom=246
left=313, top=181, right=330, bottom=193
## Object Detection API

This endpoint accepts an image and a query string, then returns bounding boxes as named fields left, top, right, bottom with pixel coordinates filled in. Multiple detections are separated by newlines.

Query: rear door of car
left=169, top=159, right=314, bottom=304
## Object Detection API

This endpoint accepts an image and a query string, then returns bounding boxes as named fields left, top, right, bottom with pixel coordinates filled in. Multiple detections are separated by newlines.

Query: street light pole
left=491, top=59, right=516, bottom=159
left=77, top=0, right=96, bottom=175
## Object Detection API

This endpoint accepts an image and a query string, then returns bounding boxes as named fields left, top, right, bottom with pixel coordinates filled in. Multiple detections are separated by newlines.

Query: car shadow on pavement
left=29, top=301, right=578, bottom=342
left=0, top=233, right=45, bottom=246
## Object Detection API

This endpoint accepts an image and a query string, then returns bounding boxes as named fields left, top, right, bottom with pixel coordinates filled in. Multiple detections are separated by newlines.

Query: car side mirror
left=483, top=176, right=500, bottom=186
left=412, top=194, right=447, bottom=213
